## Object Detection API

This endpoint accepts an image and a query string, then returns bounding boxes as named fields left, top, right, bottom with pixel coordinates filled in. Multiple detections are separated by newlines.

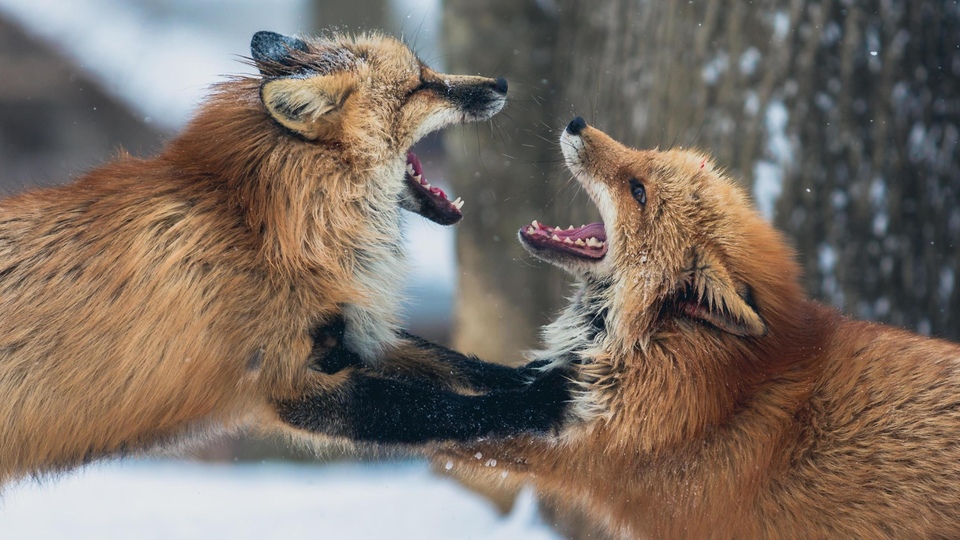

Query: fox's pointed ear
left=261, top=74, right=355, bottom=140
left=677, top=248, right=767, bottom=337
left=251, top=31, right=309, bottom=74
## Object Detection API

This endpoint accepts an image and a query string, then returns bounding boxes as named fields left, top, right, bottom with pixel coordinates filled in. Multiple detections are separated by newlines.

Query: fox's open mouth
left=519, top=220, right=607, bottom=260
left=400, top=151, right=464, bottom=226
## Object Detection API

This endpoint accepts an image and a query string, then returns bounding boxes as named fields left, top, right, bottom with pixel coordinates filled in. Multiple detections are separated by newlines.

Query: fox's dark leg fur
left=309, top=316, right=546, bottom=392
left=276, top=368, right=569, bottom=444
left=282, top=316, right=569, bottom=444
left=391, top=331, right=548, bottom=392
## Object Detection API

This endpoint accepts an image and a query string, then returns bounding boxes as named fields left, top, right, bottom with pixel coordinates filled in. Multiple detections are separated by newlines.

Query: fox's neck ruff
left=534, top=279, right=617, bottom=423
left=164, top=88, right=411, bottom=361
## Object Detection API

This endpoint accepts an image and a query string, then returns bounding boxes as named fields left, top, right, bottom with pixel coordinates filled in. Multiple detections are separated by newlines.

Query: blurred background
left=0, top=0, right=957, bottom=538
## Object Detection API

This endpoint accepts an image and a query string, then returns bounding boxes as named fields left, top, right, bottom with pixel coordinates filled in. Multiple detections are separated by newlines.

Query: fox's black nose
left=566, top=116, right=587, bottom=136
left=493, top=77, right=508, bottom=94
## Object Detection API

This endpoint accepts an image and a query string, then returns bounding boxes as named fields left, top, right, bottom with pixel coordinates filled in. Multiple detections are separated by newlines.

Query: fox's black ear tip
left=251, top=31, right=280, bottom=59
left=251, top=31, right=308, bottom=63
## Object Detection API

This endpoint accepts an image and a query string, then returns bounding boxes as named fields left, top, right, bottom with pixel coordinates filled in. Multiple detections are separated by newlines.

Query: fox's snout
left=441, top=75, right=508, bottom=120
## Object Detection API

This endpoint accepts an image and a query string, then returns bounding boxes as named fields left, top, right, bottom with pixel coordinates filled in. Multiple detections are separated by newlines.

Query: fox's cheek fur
left=399, top=75, right=507, bottom=147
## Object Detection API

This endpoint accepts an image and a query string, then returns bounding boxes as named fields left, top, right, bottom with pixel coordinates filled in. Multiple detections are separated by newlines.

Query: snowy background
left=0, top=460, right=558, bottom=539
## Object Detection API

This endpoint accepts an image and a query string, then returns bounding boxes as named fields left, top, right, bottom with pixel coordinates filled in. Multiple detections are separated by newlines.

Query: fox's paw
left=516, top=358, right=554, bottom=381
left=308, top=315, right=363, bottom=374
left=517, top=366, right=575, bottom=435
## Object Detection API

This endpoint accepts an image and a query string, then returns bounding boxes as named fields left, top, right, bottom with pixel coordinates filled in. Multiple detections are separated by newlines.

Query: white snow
left=738, top=47, right=761, bottom=76
left=771, top=10, right=790, bottom=41
left=752, top=161, right=782, bottom=221
left=701, top=51, right=729, bottom=85
left=752, top=99, right=792, bottom=220
left=818, top=243, right=837, bottom=274
left=0, top=460, right=560, bottom=540
left=940, top=267, right=955, bottom=302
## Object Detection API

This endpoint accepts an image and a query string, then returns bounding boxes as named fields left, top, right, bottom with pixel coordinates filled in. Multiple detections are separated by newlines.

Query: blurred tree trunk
left=442, top=1, right=575, bottom=365
left=773, top=1, right=960, bottom=338
left=443, top=0, right=959, bottom=536
left=310, top=0, right=392, bottom=33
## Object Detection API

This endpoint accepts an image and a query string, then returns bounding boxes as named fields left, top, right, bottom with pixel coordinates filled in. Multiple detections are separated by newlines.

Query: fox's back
left=769, top=317, right=960, bottom=535
left=0, top=163, right=267, bottom=477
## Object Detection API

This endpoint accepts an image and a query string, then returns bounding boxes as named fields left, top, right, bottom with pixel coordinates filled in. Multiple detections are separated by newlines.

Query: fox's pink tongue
left=406, top=151, right=423, bottom=177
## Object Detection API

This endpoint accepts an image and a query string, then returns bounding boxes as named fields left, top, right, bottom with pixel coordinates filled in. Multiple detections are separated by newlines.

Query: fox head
left=520, top=118, right=804, bottom=347
left=249, top=31, right=506, bottom=226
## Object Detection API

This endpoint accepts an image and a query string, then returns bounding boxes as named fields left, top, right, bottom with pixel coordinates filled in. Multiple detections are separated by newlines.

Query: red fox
left=443, top=118, right=960, bottom=538
left=0, top=31, right=570, bottom=486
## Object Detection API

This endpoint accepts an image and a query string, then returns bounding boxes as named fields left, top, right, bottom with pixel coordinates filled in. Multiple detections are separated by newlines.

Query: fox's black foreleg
left=284, top=315, right=570, bottom=444
left=307, top=315, right=549, bottom=393
left=394, top=331, right=550, bottom=392
left=276, top=366, right=570, bottom=444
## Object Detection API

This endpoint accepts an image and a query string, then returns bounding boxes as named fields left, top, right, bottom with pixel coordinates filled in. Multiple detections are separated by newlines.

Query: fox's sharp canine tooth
left=406, top=164, right=415, bottom=175
left=575, top=239, right=586, bottom=246
left=532, top=220, right=540, bottom=228
left=568, top=225, right=574, bottom=230
left=552, top=234, right=561, bottom=241
left=563, top=238, right=574, bottom=244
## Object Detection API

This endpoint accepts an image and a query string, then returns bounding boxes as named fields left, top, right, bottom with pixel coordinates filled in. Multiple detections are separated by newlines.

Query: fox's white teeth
left=452, top=197, right=465, bottom=210
left=552, top=234, right=562, bottom=241
left=586, top=237, right=602, bottom=247
left=423, top=182, right=431, bottom=189
left=406, top=164, right=416, bottom=176
left=563, top=238, right=574, bottom=244
left=568, top=225, right=574, bottom=230
left=532, top=220, right=540, bottom=229
left=575, top=239, right=586, bottom=246
left=527, top=226, right=536, bottom=234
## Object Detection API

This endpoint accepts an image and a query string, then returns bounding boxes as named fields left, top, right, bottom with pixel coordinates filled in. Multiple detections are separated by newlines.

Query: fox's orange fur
left=446, top=121, right=960, bottom=538
left=0, top=31, right=509, bottom=485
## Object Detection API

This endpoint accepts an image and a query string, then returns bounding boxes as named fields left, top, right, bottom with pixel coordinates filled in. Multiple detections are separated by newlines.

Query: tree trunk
left=310, top=0, right=392, bottom=34
left=442, top=1, right=575, bottom=365
left=773, top=1, right=960, bottom=338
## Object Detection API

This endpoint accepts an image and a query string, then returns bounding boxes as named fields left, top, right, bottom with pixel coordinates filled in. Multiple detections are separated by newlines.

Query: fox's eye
left=630, top=178, right=646, bottom=206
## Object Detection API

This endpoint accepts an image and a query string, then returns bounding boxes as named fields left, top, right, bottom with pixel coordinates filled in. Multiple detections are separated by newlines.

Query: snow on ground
left=0, top=460, right=559, bottom=540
